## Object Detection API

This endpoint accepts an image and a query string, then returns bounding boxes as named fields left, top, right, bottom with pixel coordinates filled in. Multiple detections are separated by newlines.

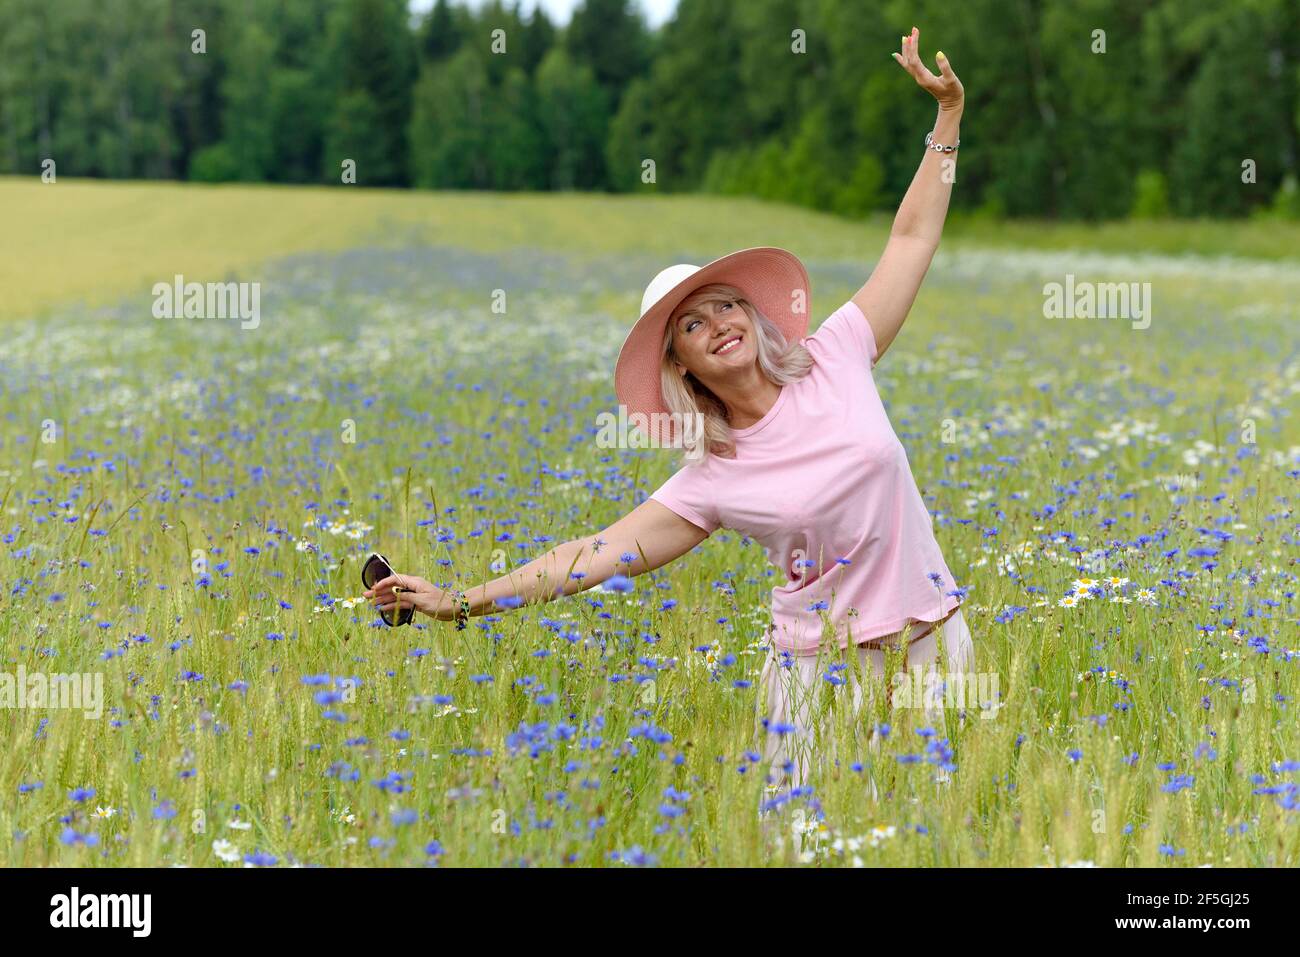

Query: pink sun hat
left=613, top=246, right=812, bottom=447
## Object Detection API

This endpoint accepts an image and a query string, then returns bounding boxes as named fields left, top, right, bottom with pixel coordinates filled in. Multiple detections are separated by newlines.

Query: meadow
left=1, top=178, right=1298, bottom=867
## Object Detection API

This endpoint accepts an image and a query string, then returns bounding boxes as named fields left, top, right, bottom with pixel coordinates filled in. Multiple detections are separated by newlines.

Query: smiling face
left=668, top=296, right=757, bottom=380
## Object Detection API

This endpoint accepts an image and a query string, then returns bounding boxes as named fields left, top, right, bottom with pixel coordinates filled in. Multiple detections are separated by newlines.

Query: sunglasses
left=361, top=552, right=414, bottom=627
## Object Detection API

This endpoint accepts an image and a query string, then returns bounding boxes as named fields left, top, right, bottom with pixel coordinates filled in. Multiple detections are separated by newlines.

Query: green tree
left=488, top=67, right=547, bottom=189
left=1171, top=1, right=1293, bottom=216
left=1130, top=169, right=1170, bottom=218
left=519, top=5, right=557, bottom=75
left=471, top=0, right=530, bottom=87
left=418, top=0, right=461, bottom=63
left=219, top=19, right=277, bottom=181
left=409, top=47, right=492, bottom=188
left=534, top=47, right=610, bottom=190
left=323, top=0, right=416, bottom=185
left=605, top=75, right=661, bottom=191
left=269, top=67, right=328, bottom=182
left=635, top=0, right=747, bottom=189
left=565, top=0, right=649, bottom=100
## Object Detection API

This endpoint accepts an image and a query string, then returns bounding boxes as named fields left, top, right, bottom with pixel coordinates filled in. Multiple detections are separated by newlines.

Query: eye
left=719, top=301, right=733, bottom=311
left=684, top=318, right=701, bottom=333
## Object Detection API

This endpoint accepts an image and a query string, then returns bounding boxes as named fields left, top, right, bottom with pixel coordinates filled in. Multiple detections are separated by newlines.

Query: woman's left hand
left=365, top=572, right=445, bottom=618
left=893, top=26, right=963, bottom=112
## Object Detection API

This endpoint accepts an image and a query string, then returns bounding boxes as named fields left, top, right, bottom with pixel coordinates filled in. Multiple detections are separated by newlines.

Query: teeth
left=716, top=337, right=741, bottom=354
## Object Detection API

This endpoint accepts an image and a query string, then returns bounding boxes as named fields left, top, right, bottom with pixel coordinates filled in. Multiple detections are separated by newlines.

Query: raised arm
left=366, top=499, right=709, bottom=622
left=852, top=26, right=964, bottom=360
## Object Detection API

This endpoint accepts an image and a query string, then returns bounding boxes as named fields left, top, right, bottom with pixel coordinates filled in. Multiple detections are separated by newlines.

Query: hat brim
left=613, top=246, right=811, bottom=448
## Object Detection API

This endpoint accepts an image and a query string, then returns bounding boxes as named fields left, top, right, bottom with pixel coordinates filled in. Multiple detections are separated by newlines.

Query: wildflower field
left=1, top=180, right=1298, bottom=867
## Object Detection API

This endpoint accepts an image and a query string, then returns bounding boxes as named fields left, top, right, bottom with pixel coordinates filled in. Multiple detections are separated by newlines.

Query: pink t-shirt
left=649, top=299, right=963, bottom=656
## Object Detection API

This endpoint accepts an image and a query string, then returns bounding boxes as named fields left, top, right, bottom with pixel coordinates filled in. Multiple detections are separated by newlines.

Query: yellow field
left=4, top=175, right=1298, bottom=323
left=0, top=176, right=880, bottom=322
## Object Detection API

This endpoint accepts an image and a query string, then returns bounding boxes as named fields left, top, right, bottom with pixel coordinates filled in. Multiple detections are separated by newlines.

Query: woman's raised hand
left=892, top=26, right=964, bottom=112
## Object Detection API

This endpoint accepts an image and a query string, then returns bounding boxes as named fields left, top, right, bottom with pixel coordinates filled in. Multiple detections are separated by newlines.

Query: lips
left=713, top=334, right=743, bottom=355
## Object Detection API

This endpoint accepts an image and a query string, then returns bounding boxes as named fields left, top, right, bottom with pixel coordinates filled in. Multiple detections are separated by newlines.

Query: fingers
left=936, top=49, right=955, bottom=78
left=903, top=26, right=919, bottom=70
left=892, top=27, right=914, bottom=69
left=375, top=588, right=409, bottom=607
left=369, top=573, right=415, bottom=596
left=368, top=571, right=435, bottom=615
left=376, top=592, right=414, bottom=612
left=893, top=26, right=941, bottom=83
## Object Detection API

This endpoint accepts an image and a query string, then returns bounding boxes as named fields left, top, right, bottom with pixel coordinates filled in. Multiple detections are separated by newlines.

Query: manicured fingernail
left=937, top=51, right=946, bottom=59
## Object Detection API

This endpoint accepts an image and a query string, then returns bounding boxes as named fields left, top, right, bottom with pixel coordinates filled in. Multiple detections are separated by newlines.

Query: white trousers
left=756, top=608, right=976, bottom=793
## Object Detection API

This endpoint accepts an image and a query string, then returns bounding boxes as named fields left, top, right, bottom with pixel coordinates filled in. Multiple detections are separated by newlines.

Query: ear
left=674, top=362, right=687, bottom=377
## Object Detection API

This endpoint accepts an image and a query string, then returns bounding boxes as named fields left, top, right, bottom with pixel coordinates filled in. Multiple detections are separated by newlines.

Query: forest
left=1, top=0, right=1298, bottom=220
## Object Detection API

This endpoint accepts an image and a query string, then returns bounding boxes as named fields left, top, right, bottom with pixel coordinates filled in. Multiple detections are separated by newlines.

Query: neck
left=703, top=366, right=781, bottom=430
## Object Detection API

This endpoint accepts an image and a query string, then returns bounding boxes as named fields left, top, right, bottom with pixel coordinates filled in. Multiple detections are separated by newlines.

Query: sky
left=409, top=0, right=679, bottom=29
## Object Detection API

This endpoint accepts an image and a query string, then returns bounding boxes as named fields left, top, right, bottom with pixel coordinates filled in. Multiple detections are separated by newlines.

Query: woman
left=366, top=28, right=971, bottom=790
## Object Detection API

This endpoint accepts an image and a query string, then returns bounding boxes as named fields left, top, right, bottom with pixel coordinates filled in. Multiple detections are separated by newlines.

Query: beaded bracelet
left=452, top=590, right=471, bottom=630
left=924, top=130, right=960, bottom=153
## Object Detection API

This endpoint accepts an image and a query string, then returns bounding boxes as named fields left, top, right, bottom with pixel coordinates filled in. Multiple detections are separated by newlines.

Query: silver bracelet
left=924, top=130, right=960, bottom=153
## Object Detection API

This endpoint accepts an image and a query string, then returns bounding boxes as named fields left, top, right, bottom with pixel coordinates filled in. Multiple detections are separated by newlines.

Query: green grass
left=943, top=210, right=1300, bottom=261
left=0, top=182, right=1298, bottom=867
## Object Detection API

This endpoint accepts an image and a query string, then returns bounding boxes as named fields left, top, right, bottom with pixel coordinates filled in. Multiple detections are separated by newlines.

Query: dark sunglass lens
left=366, top=559, right=392, bottom=589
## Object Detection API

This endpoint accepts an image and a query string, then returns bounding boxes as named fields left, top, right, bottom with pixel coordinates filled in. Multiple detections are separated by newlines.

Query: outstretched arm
left=366, top=499, right=709, bottom=621
left=852, top=26, right=964, bottom=360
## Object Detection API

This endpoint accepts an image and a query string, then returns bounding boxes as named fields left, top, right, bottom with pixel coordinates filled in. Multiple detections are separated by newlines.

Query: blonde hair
left=660, top=282, right=813, bottom=463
